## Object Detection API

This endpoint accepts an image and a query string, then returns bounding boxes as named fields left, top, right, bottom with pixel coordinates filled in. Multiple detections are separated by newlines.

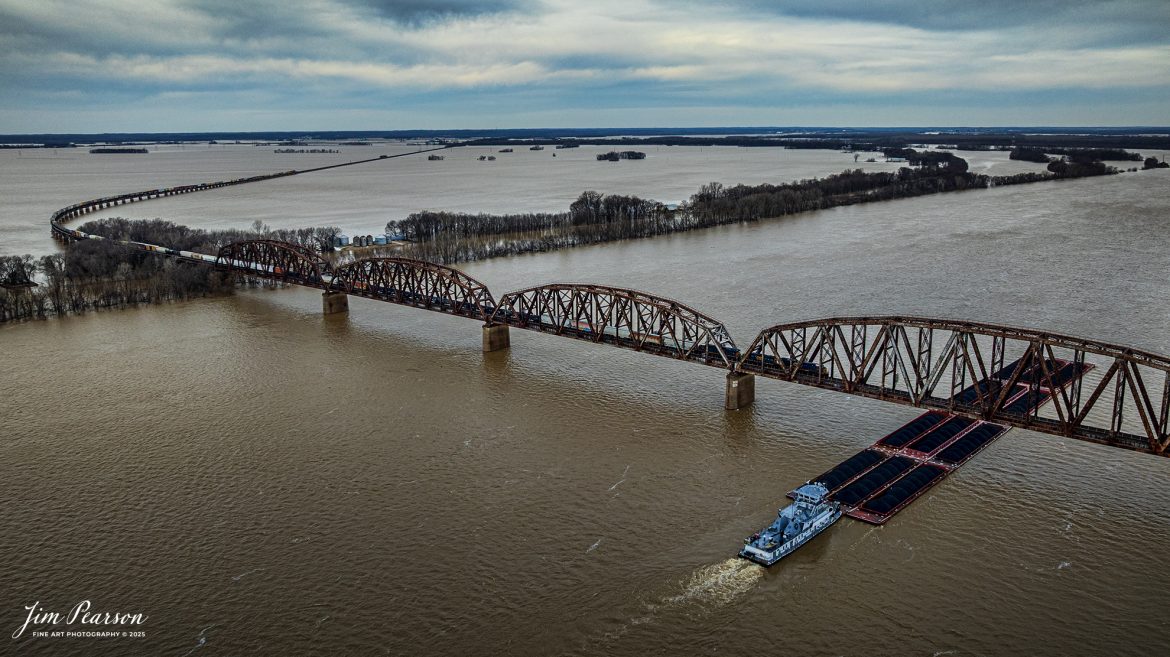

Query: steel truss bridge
left=46, top=162, right=1170, bottom=460
left=739, top=318, right=1170, bottom=456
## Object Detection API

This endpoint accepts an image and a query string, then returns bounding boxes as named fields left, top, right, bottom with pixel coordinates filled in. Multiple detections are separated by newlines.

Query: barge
left=792, top=355, right=1093, bottom=525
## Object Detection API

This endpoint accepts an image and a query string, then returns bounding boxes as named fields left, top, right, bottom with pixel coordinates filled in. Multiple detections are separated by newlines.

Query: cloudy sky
left=1, top=0, right=1168, bottom=133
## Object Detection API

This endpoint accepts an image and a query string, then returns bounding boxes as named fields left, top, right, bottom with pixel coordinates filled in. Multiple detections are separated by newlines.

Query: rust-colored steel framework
left=740, top=316, right=1170, bottom=456
left=330, top=257, right=496, bottom=320
left=216, top=240, right=332, bottom=287
left=489, top=283, right=739, bottom=367
left=178, top=240, right=1170, bottom=459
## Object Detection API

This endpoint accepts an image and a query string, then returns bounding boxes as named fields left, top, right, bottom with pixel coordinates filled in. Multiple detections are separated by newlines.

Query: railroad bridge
left=207, top=237, right=1170, bottom=459
left=49, top=210, right=1170, bottom=460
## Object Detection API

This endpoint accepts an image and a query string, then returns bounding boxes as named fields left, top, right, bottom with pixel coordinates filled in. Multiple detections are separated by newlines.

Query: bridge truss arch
left=490, top=283, right=739, bottom=368
left=329, top=257, right=496, bottom=320
left=739, top=315, right=1170, bottom=456
left=217, top=240, right=332, bottom=288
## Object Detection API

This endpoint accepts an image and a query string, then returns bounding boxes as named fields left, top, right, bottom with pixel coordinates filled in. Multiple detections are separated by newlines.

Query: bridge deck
left=791, top=357, right=1093, bottom=524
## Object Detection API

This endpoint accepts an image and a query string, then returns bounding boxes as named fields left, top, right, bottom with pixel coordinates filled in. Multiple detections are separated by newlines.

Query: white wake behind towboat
left=739, top=482, right=841, bottom=566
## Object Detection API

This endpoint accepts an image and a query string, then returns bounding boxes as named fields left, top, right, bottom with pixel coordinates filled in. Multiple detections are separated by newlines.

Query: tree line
left=78, top=217, right=339, bottom=252
left=1, top=219, right=340, bottom=323
left=0, top=241, right=235, bottom=323
left=378, top=193, right=670, bottom=264
left=596, top=151, right=647, bottom=161
left=1011, top=147, right=1143, bottom=163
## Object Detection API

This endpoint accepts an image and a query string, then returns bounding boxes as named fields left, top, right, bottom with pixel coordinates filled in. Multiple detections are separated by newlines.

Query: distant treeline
left=1010, top=147, right=1144, bottom=163
left=596, top=151, right=646, bottom=161
left=1, top=219, right=340, bottom=323
left=463, top=133, right=1170, bottom=151
left=882, top=148, right=970, bottom=170
left=1009, top=147, right=1053, bottom=163
left=6, top=128, right=1170, bottom=151
left=1044, top=147, right=1143, bottom=161
left=1045, top=159, right=1115, bottom=177
left=6, top=126, right=1170, bottom=146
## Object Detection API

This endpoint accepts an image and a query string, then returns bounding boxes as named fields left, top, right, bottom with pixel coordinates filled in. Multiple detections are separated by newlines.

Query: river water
left=2, top=145, right=1169, bottom=656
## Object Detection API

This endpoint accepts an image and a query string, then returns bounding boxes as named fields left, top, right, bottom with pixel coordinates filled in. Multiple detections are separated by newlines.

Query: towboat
left=739, top=483, right=841, bottom=566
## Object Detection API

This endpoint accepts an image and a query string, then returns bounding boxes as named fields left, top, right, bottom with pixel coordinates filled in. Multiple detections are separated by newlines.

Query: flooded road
left=2, top=148, right=1169, bottom=656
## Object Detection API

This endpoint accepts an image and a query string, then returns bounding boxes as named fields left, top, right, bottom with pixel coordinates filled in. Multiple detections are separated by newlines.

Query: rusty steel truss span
left=217, top=240, right=332, bottom=287
left=330, top=257, right=496, bottom=320
left=490, top=283, right=739, bottom=367
left=740, top=316, right=1170, bottom=456
left=92, top=232, right=1170, bottom=461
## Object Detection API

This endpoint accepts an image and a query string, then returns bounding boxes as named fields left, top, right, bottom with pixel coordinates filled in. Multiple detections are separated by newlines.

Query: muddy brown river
left=2, top=147, right=1169, bottom=655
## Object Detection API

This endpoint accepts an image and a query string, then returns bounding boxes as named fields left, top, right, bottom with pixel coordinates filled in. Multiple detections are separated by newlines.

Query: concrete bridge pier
left=482, top=323, right=511, bottom=352
left=322, top=291, right=349, bottom=315
left=725, top=372, right=755, bottom=410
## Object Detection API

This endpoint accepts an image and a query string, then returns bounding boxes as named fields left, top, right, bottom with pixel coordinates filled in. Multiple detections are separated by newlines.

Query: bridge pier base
left=725, top=372, right=755, bottom=410
left=482, top=323, right=510, bottom=352
left=322, top=291, right=349, bottom=315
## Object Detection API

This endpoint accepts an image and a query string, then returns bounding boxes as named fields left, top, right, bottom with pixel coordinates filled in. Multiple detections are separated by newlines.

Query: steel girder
left=489, top=283, right=738, bottom=368
left=216, top=240, right=331, bottom=287
left=741, top=316, right=1170, bottom=456
left=329, top=257, right=496, bottom=320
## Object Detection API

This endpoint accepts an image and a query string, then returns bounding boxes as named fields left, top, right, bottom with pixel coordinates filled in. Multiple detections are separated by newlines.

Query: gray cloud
left=348, top=0, right=535, bottom=25
left=187, top=0, right=336, bottom=41
left=690, top=0, right=1170, bottom=44
left=701, top=0, right=1164, bottom=28
left=0, top=1, right=216, bottom=60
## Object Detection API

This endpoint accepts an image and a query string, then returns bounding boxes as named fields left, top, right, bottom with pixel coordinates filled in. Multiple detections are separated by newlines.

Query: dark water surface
left=2, top=151, right=1170, bottom=656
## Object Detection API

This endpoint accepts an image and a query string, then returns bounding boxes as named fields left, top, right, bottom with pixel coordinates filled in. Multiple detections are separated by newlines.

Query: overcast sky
left=1, top=0, right=1168, bottom=133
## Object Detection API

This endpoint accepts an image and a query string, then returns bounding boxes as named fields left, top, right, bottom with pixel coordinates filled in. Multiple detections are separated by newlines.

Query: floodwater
left=2, top=144, right=1170, bottom=656
left=1, top=141, right=1067, bottom=257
